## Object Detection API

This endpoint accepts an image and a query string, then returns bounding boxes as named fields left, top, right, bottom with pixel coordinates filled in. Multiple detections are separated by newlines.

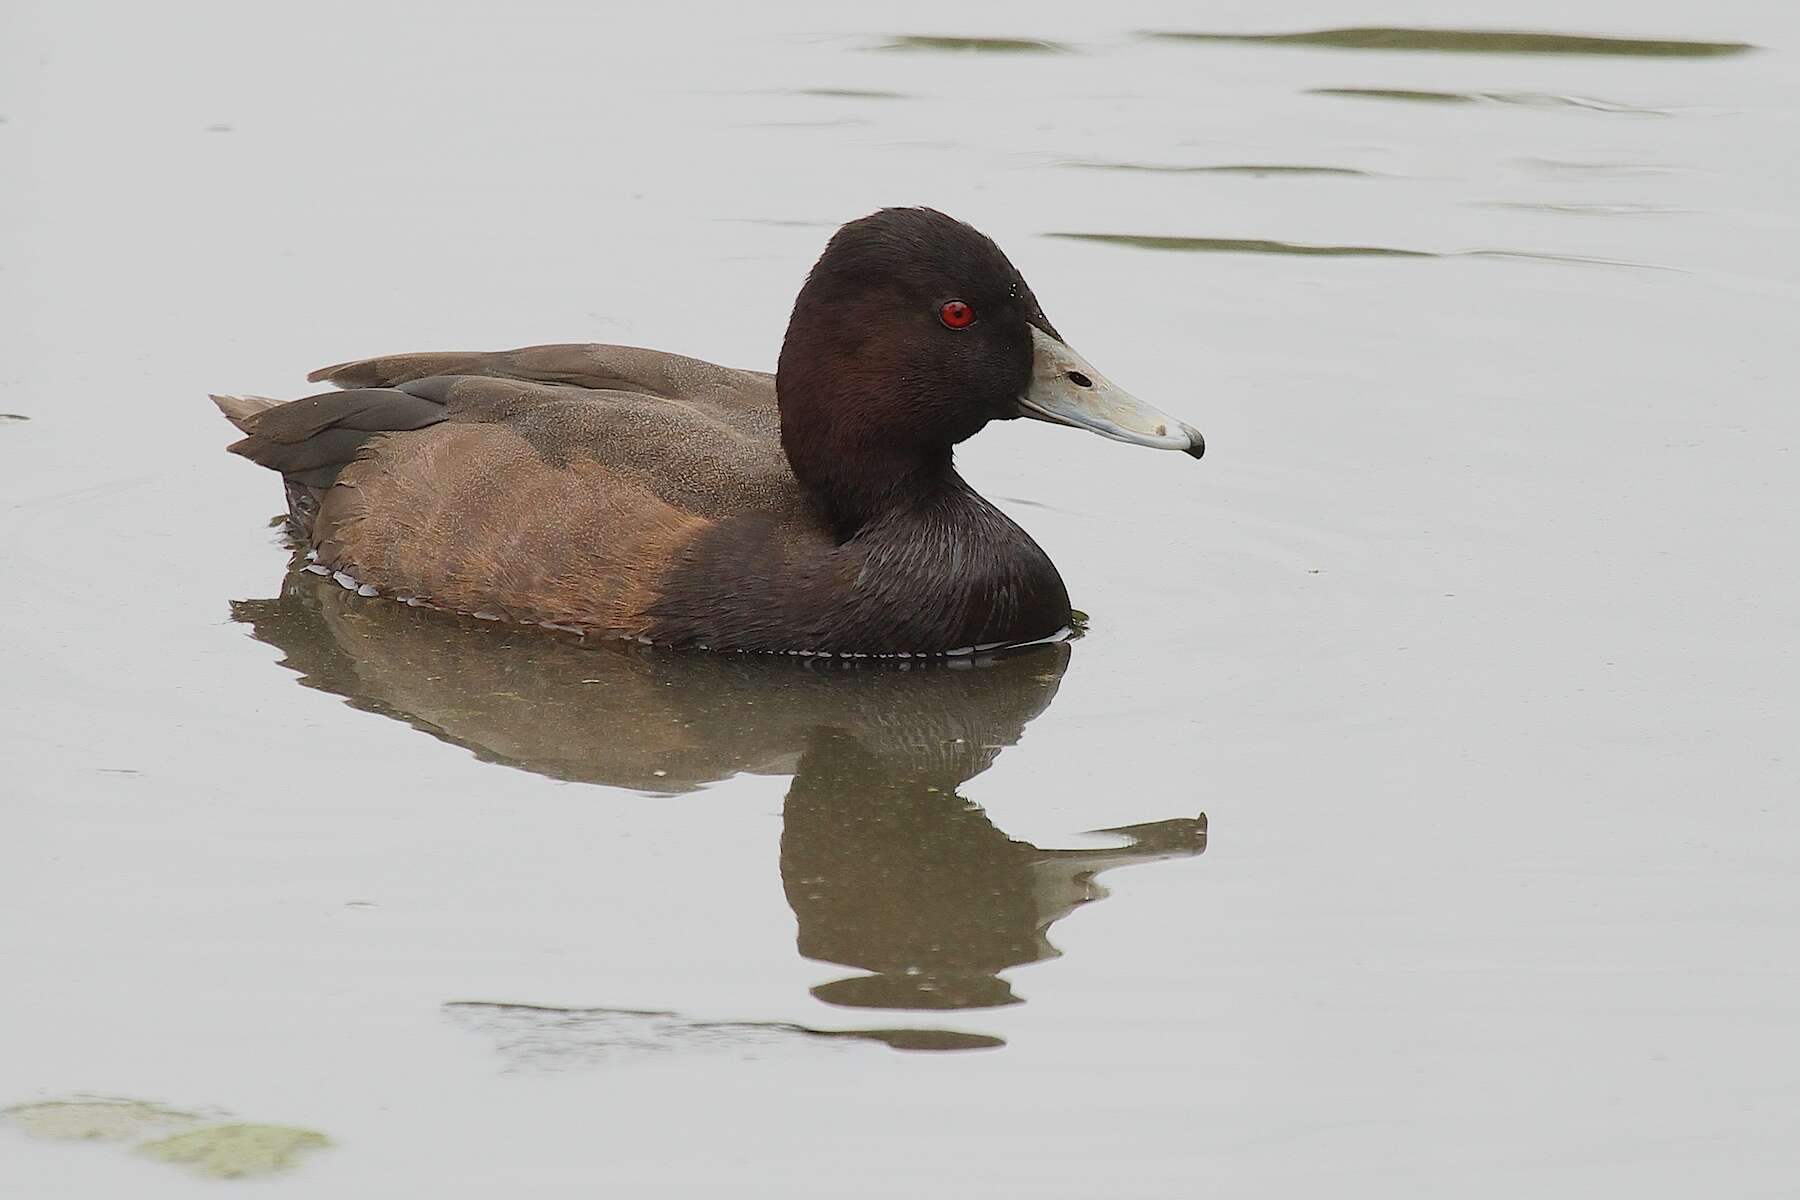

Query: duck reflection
left=234, top=565, right=1206, bottom=1033
left=784, top=734, right=1205, bottom=1010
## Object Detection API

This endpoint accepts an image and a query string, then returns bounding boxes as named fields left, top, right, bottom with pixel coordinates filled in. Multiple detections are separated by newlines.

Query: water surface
left=3, top=1, right=1797, bottom=1196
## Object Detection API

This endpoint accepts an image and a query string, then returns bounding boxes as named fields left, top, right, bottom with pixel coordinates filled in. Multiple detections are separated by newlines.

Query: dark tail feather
left=210, top=384, right=450, bottom=533
left=211, top=393, right=282, bottom=431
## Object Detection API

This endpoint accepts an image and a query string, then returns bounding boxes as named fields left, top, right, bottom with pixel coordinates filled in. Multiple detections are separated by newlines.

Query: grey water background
left=3, top=1, right=1797, bottom=1194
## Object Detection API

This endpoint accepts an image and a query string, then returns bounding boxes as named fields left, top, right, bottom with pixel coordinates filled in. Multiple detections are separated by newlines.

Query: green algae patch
left=6, top=1097, right=332, bottom=1180
left=4, top=1097, right=204, bottom=1143
left=137, top=1122, right=330, bottom=1178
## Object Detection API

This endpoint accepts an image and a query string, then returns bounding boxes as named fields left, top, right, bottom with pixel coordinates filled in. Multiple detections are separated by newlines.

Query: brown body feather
left=220, top=341, right=1071, bottom=652
left=221, top=333, right=1072, bottom=653
left=224, top=345, right=840, bottom=639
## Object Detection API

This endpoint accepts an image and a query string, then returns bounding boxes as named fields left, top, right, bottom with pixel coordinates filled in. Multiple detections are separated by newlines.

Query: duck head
left=777, top=207, right=1203, bottom=531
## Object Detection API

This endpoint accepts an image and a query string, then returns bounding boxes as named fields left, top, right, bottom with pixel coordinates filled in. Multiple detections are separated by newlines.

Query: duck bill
left=1017, top=326, right=1204, bottom=458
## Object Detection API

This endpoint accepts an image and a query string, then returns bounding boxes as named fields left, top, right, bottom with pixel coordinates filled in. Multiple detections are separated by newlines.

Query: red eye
left=939, top=300, right=974, bottom=329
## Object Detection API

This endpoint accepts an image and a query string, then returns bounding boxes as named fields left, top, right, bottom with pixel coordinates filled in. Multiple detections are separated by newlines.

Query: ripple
left=787, top=87, right=913, bottom=100
left=1059, top=159, right=1376, bottom=178
left=1471, top=250, right=1665, bottom=270
left=1512, top=157, right=1686, bottom=178
left=1047, top=232, right=1660, bottom=270
left=1139, top=27, right=1753, bottom=58
left=1047, top=233, right=1435, bottom=258
left=445, top=1001, right=1002, bottom=1063
left=0, top=412, right=29, bottom=421
left=1480, top=201, right=1688, bottom=217
left=719, top=217, right=836, bottom=228
left=872, top=35, right=1071, bottom=54
left=1313, top=86, right=1476, bottom=105
left=742, top=118, right=872, bottom=129
left=1310, top=87, right=1667, bottom=114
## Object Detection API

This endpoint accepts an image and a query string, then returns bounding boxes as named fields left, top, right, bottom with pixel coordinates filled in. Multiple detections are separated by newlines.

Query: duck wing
left=219, top=344, right=815, bottom=635
left=308, top=342, right=772, bottom=415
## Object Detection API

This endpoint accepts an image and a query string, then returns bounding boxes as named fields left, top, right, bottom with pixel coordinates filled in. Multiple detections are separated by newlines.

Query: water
left=3, top=1, right=1797, bottom=1194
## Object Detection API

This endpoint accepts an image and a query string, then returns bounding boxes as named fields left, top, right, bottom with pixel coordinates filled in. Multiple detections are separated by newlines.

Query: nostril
left=1066, top=371, right=1093, bottom=388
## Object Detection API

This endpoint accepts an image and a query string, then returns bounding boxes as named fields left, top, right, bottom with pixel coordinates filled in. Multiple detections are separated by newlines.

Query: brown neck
left=776, top=340, right=965, bottom=539
left=787, top=438, right=956, bottom=539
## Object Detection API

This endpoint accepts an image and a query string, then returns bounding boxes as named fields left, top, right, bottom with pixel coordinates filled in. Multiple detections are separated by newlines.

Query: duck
left=214, top=207, right=1203, bottom=655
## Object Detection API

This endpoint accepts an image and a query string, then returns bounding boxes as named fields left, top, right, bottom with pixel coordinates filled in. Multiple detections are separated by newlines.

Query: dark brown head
left=776, top=208, right=1202, bottom=533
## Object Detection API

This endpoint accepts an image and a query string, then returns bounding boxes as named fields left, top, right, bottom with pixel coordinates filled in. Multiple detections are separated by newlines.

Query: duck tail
left=211, top=393, right=327, bottom=535
left=209, top=385, right=450, bottom=538
left=210, top=393, right=283, bottom=432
